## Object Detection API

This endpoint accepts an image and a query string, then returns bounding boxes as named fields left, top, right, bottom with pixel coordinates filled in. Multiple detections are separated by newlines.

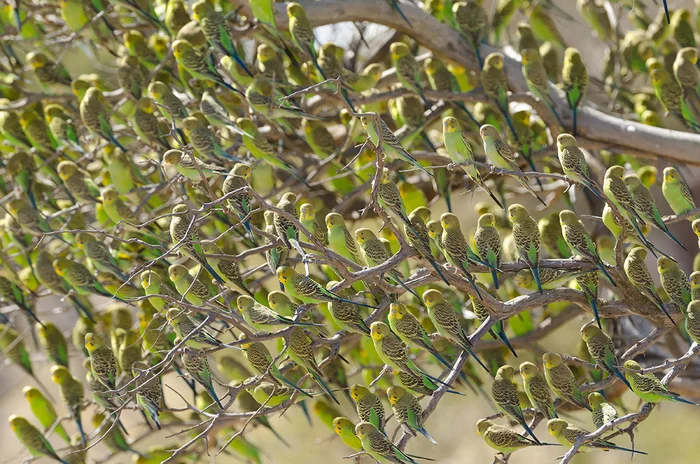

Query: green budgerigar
left=491, top=365, right=541, bottom=443
left=9, top=415, right=69, bottom=464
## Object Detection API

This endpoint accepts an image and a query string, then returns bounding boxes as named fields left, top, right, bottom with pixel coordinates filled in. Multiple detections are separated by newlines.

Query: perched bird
left=475, top=213, right=502, bottom=288
left=588, top=392, right=618, bottom=429
left=192, top=0, right=253, bottom=77
left=481, top=125, right=546, bottom=206
left=84, top=332, right=117, bottom=390
left=422, top=289, right=489, bottom=373
left=547, top=418, right=645, bottom=454
left=389, top=302, right=450, bottom=368
left=37, top=322, right=68, bottom=368
left=562, top=47, right=588, bottom=135
left=442, top=117, right=502, bottom=208
left=237, top=295, right=318, bottom=331
left=57, top=160, right=101, bottom=204
left=387, top=385, right=438, bottom=445
left=356, top=228, right=418, bottom=298
left=50, top=366, right=86, bottom=446
left=92, top=413, right=142, bottom=456
left=491, top=365, right=540, bottom=443
left=560, top=210, right=616, bottom=287
left=355, top=422, right=418, bottom=463
left=440, top=212, right=488, bottom=298
left=662, top=167, right=699, bottom=220
left=326, top=282, right=369, bottom=335
left=0, top=275, right=42, bottom=327
left=180, top=344, right=224, bottom=409
left=509, top=204, right=544, bottom=293
left=53, top=259, right=127, bottom=303
left=685, top=300, right=700, bottom=343
left=557, top=133, right=605, bottom=201
left=169, top=204, right=225, bottom=284
left=476, top=418, right=543, bottom=454
left=172, top=39, right=239, bottom=93
left=481, top=53, right=518, bottom=138
left=9, top=415, right=69, bottom=464
left=350, top=384, right=385, bottom=432
left=625, top=248, right=675, bottom=324
left=521, top=48, right=563, bottom=125
left=581, top=324, right=632, bottom=390
left=287, top=3, right=325, bottom=80
left=221, top=162, right=256, bottom=242
left=390, top=42, right=430, bottom=107
left=360, top=115, right=433, bottom=178
left=80, top=87, right=127, bottom=152
left=287, top=327, right=339, bottom=404
left=22, top=386, right=70, bottom=444
left=333, top=417, right=362, bottom=451
left=658, top=256, right=692, bottom=313
left=454, top=0, right=488, bottom=66
left=520, top=362, right=557, bottom=419
left=625, top=174, right=686, bottom=250
left=277, top=266, right=375, bottom=309
left=542, top=352, right=590, bottom=410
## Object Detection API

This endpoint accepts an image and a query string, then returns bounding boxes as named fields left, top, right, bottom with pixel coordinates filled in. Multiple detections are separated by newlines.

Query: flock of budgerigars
left=2, top=0, right=700, bottom=462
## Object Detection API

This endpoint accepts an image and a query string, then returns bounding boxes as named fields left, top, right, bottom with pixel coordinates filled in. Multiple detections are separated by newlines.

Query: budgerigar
left=333, top=417, right=362, bottom=451
left=581, top=324, right=632, bottom=390
left=491, top=365, right=541, bottom=443
left=624, top=360, right=696, bottom=405
left=547, top=419, right=646, bottom=454
left=169, top=204, right=225, bottom=284
left=387, top=385, right=438, bottom=445
left=442, top=117, right=502, bottom=208
left=277, top=266, right=376, bottom=309
left=355, top=422, right=418, bottom=464
left=481, top=125, right=546, bottom=206
left=480, top=53, right=518, bottom=138
left=562, top=47, right=588, bottom=135
left=662, top=167, right=699, bottom=220
left=84, top=333, right=117, bottom=390
left=50, top=366, right=86, bottom=446
left=625, top=247, right=676, bottom=324
left=22, top=386, right=70, bottom=444
left=508, top=204, right=544, bottom=293
left=287, top=327, right=339, bottom=404
left=390, top=42, right=430, bottom=107
left=350, top=384, right=386, bottom=432
left=588, top=392, right=618, bottom=429
left=520, top=362, right=557, bottom=419
left=389, top=302, right=451, bottom=368
left=422, top=289, right=489, bottom=373
left=658, top=256, right=692, bottom=313
left=9, top=415, right=69, bottom=464
left=477, top=419, right=543, bottom=454
left=559, top=210, right=616, bottom=286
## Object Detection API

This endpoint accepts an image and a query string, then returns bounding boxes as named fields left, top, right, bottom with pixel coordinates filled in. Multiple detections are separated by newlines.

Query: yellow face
left=325, top=212, right=342, bottom=229
left=623, top=360, right=641, bottom=372
left=486, top=53, right=504, bottom=69
left=478, top=213, right=495, bottom=228
left=547, top=419, right=566, bottom=435
left=588, top=392, right=603, bottom=407
left=57, top=161, right=77, bottom=180
left=426, top=220, right=441, bottom=239
left=84, top=332, right=98, bottom=350
left=440, top=213, right=459, bottom=230
left=333, top=417, right=348, bottom=434
left=519, top=362, right=537, bottom=379
left=542, top=352, right=561, bottom=369
left=507, top=204, right=527, bottom=222
left=349, top=385, right=364, bottom=401
left=267, top=291, right=286, bottom=309
left=101, top=188, right=118, bottom=204
left=53, top=259, right=70, bottom=277
left=442, top=116, right=458, bottom=133
left=421, top=289, right=441, bottom=306
left=520, top=49, right=538, bottom=65
left=168, top=264, right=187, bottom=281
left=386, top=386, right=401, bottom=404
left=236, top=295, right=253, bottom=312
left=657, top=256, right=676, bottom=274
left=390, top=42, right=409, bottom=60
left=476, top=418, right=493, bottom=436
left=277, top=267, right=293, bottom=285
left=172, top=40, right=188, bottom=58
left=663, top=167, right=679, bottom=184
left=580, top=324, right=599, bottom=341
left=370, top=321, right=388, bottom=341
left=365, top=64, right=382, bottom=81
left=355, top=229, right=373, bottom=244
left=389, top=302, right=405, bottom=320
left=354, top=422, right=374, bottom=439
left=287, top=2, right=304, bottom=17
left=514, top=270, right=532, bottom=288
left=23, top=386, right=38, bottom=400
left=479, top=124, right=499, bottom=139
left=257, top=44, right=275, bottom=62
left=299, top=204, right=314, bottom=221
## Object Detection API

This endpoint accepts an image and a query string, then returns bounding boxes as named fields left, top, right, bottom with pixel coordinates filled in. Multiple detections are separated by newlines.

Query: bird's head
left=514, top=269, right=534, bottom=289
left=580, top=323, right=602, bottom=341
left=556, top=133, right=577, bottom=150
left=484, top=52, right=504, bottom=70
left=276, top=266, right=295, bottom=285
left=542, top=352, right=563, bottom=369
left=663, top=167, right=681, bottom=185
left=370, top=321, right=390, bottom=341
left=520, top=48, right=539, bottom=66
left=605, top=165, right=626, bottom=180
left=421, top=288, right=443, bottom=307
left=507, top=204, right=529, bottom=222
left=287, top=2, right=307, bottom=19
left=354, top=228, right=376, bottom=245
left=325, top=212, right=343, bottom=229
left=657, top=256, right=676, bottom=274
left=191, top=0, right=211, bottom=21
left=26, top=51, right=48, bottom=69
left=171, top=39, right=192, bottom=59
left=588, top=392, right=605, bottom=408
left=389, top=42, right=410, bottom=61
left=268, top=291, right=290, bottom=310
left=547, top=418, right=567, bottom=436
left=386, top=385, right=406, bottom=405
left=623, top=359, right=643, bottom=373
left=476, top=418, right=494, bottom=436
left=52, top=259, right=71, bottom=277
left=477, top=213, right=495, bottom=229
left=519, top=361, right=539, bottom=380
left=496, top=364, right=515, bottom=380
left=349, top=384, right=368, bottom=401
left=564, top=47, right=582, bottom=65
left=57, top=160, right=77, bottom=180
left=256, top=44, right=276, bottom=62
left=558, top=209, right=578, bottom=227
left=687, top=300, right=700, bottom=317
left=425, top=220, right=442, bottom=239
left=236, top=295, right=254, bottom=313
left=440, top=212, right=459, bottom=230
left=442, top=116, right=460, bottom=134
left=168, top=264, right=188, bottom=282
left=354, top=421, right=376, bottom=439
left=84, top=332, right=104, bottom=352
left=690, top=272, right=700, bottom=290
left=299, top=203, right=316, bottom=222
left=22, top=386, right=40, bottom=401
left=101, top=187, right=118, bottom=205
left=479, top=124, right=499, bottom=139
left=389, top=302, right=407, bottom=320
left=333, top=417, right=353, bottom=435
